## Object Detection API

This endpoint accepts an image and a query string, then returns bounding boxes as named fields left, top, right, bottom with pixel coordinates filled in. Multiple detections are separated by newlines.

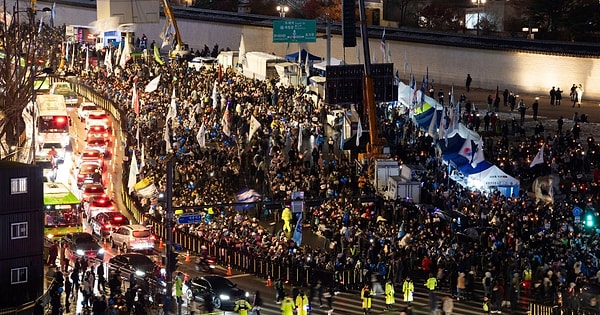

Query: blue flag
left=292, top=213, right=303, bottom=245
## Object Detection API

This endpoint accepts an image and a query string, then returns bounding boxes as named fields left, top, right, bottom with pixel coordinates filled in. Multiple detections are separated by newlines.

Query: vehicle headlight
left=135, top=270, right=146, bottom=277
left=76, top=249, right=84, bottom=256
left=219, top=295, right=230, bottom=301
left=160, top=268, right=166, bottom=275
left=245, top=292, right=250, bottom=297
left=98, top=248, right=105, bottom=254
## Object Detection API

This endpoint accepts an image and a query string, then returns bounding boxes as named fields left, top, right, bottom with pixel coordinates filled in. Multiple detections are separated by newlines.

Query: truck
left=373, top=159, right=399, bottom=194
left=386, top=176, right=422, bottom=203
left=161, top=0, right=191, bottom=60
left=243, top=52, right=286, bottom=81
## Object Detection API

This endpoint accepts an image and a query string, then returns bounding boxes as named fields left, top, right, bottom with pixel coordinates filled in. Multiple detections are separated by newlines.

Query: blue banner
left=292, top=213, right=303, bottom=245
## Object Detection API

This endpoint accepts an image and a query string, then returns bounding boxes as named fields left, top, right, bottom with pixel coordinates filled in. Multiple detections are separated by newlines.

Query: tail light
left=103, top=224, right=111, bottom=230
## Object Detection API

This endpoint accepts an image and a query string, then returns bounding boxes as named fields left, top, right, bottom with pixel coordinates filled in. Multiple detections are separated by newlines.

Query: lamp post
left=471, top=0, right=486, bottom=36
left=522, top=27, right=539, bottom=39
left=276, top=4, right=288, bottom=18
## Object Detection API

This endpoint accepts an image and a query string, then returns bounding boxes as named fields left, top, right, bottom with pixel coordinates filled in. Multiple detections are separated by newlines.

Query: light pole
left=471, top=0, right=486, bottom=36
left=522, top=27, right=539, bottom=39
left=276, top=4, right=288, bottom=18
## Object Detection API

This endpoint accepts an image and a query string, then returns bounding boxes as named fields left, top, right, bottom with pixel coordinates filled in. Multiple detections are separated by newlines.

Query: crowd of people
left=52, top=33, right=600, bottom=314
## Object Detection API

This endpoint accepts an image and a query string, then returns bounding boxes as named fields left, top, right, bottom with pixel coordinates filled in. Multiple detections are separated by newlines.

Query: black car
left=186, top=275, right=249, bottom=310
left=108, top=253, right=162, bottom=285
left=62, top=232, right=105, bottom=261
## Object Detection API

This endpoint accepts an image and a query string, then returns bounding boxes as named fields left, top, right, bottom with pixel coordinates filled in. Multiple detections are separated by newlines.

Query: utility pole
left=163, top=155, right=174, bottom=315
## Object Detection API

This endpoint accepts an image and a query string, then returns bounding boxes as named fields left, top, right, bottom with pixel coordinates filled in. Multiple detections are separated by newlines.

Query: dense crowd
left=66, top=38, right=600, bottom=314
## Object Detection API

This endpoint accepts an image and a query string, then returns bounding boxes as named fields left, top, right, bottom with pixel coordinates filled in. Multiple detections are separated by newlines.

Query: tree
left=383, top=0, right=418, bottom=27
left=0, top=7, right=50, bottom=158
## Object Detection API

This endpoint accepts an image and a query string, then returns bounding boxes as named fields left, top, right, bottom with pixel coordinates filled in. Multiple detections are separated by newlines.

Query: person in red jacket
left=421, top=256, right=432, bottom=278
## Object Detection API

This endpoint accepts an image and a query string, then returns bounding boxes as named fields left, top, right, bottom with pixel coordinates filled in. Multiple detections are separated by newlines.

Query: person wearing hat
left=402, top=276, right=414, bottom=306
left=385, top=278, right=395, bottom=310
left=361, top=284, right=373, bottom=315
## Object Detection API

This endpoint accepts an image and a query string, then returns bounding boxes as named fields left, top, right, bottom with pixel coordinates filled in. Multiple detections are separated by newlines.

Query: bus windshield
left=44, top=182, right=82, bottom=238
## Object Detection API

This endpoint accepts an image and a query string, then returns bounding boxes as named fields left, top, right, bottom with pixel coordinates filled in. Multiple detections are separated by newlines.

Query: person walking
left=175, top=272, right=184, bottom=315
left=64, top=275, right=72, bottom=313
left=47, top=240, right=59, bottom=267
left=532, top=98, right=539, bottom=121
left=518, top=100, right=527, bottom=124
left=425, top=273, right=438, bottom=312
left=295, top=290, right=309, bottom=315
left=323, top=286, right=334, bottom=310
left=402, top=277, right=414, bottom=306
left=385, top=279, right=395, bottom=310
left=456, top=272, right=466, bottom=301
left=233, top=298, right=252, bottom=315
left=466, top=74, right=472, bottom=92
left=549, top=87, right=556, bottom=105
left=361, top=284, right=373, bottom=315
left=556, top=87, right=562, bottom=105
left=252, top=290, right=263, bottom=315
left=275, top=278, right=285, bottom=304
left=280, top=295, right=295, bottom=315
left=96, top=262, right=106, bottom=294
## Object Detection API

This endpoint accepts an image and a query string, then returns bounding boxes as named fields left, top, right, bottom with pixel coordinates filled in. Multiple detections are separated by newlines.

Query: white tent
left=467, top=165, right=520, bottom=197
left=313, top=57, right=345, bottom=71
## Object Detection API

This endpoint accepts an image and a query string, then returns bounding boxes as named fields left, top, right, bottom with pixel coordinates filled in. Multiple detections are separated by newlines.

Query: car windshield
left=84, top=185, right=104, bottom=193
left=82, top=105, right=96, bottom=111
left=132, top=230, right=151, bottom=238
left=209, top=277, right=235, bottom=290
left=74, top=234, right=95, bottom=244
left=42, top=143, right=63, bottom=150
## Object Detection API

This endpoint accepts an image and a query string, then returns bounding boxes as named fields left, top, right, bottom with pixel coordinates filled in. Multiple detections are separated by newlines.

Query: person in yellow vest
left=425, top=273, right=438, bottom=312
left=522, top=266, right=532, bottom=295
left=361, top=284, right=373, bottom=315
left=281, top=207, right=293, bottom=233
left=385, top=279, right=395, bottom=310
left=280, top=295, right=295, bottom=315
left=402, top=276, right=414, bottom=306
left=233, top=298, right=252, bottom=315
left=295, top=290, right=309, bottom=315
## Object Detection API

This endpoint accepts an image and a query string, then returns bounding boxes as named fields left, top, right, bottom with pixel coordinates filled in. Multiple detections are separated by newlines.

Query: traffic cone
left=159, top=238, right=164, bottom=249
left=266, top=275, right=272, bottom=287
left=185, top=250, right=191, bottom=262
left=227, top=265, right=232, bottom=276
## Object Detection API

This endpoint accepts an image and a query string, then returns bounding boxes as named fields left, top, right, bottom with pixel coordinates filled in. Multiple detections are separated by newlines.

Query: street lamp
left=522, top=27, right=539, bottom=39
left=471, top=0, right=486, bottom=36
left=276, top=4, right=288, bottom=18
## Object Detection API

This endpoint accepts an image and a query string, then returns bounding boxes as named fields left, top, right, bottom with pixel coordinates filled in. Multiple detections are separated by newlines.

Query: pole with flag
left=530, top=144, right=544, bottom=167
left=356, top=117, right=363, bottom=147
left=221, top=107, right=231, bottom=137
left=211, top=80, right=218, bottom=110
left=132, top=84, right=139, bottom=116
left=248, top=115, right=261, bottom=142
left=297, top=123, right=303, bottom=152
left=127, top=151, right=139, bottom=194
left=140, top=144, right=146, bottom=173
left=145, top=75, right=161, bottom=93
left=380, top=29, right=386, bottom=62
left=164, top=123, right=171, bottom=153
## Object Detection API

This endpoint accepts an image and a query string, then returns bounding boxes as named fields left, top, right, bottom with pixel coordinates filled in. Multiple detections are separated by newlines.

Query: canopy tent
left=467, top=165, right=520, bottom=197
left=313, top=57, right=344, bottom=71
left=285, top=49, right=323, bottom=63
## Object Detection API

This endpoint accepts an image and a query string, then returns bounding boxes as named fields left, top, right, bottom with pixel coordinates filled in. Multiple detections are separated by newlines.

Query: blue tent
left=285, top=49, right=323, bottom=63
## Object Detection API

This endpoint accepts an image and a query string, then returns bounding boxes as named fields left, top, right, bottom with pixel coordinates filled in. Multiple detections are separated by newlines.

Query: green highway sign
left=273, top=19, right=317, bottom=43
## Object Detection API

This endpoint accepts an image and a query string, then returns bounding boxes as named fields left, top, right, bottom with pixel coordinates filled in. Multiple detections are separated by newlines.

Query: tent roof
left=313, top=57, right=345, bottom=71
left=467, top=165, right=520, bottom=186
left=285, top=49, right=323, bottom=63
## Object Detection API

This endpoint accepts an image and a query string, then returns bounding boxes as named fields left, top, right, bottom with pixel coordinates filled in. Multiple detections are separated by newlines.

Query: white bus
left=36, top=95, right=70, bottom=164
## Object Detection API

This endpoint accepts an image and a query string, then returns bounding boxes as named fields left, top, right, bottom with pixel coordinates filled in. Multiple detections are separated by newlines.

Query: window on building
left=10, top=177, right=28, bottom=194
left=11, top=267, right=27, bottom=284
left=11, top=222, right=28, bottom=239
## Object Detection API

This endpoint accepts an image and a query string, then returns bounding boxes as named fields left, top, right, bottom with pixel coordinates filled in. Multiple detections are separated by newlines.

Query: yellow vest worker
left=295, top=293, right=309, bottom=315
left=233, top=299, right=252, bottom=315
left=281, top=207, right=293, bottom=233
left=385, top=280, right=395, bottom=309
left=402, top=278, right=414, bottom=303
left=361, top=284, right=373, bottom=313
left=280, top=296, right=295, bottom=315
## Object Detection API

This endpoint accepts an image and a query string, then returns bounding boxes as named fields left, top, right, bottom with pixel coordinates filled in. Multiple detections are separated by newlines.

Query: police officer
left=361, top=284, right=373, bottom=315
left=280, top=295, right=295, bottom=315
left=233, top=297, right=252, bottom=315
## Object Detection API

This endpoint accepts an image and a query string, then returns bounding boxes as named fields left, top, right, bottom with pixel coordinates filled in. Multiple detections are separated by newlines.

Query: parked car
left=78, top=102, right=97, bottom=121
left=90, top=211, right=130, bottom=239
left=76, top=161, right=102, bottom=188
left=186, top=275, right=249, bottom=310
left=62, top=232, right=105, bottom=261
left=84, top=197, right=116, bottom=221
left=108, top=253, right=161, bottom=283
left=85, top=110, right=110, bottom=130
left=188, top=56, right=217, bottom=71
left=109, top=224, right=155, bottom=253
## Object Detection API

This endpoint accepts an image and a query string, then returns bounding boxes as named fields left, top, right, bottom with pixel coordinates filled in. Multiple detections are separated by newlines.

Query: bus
left=44, top=182, right=82, bottom=239
left=36, top=94, right=70, bottom=162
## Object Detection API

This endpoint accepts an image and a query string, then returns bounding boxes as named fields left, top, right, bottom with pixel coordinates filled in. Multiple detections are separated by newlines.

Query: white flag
left=85, top=46, right=89, bottom=72
left=221, top=107, right=231, bottom=137
left=249, top=115, right=261, bottom=142
left=356, top=117, right=363, bottom=147
left=197, top=123, right=206, bottom=148
left=298, top=123, right=303, bottom=152
left=140, top=144, right=146, bottom=173
left=166, top=88, right=177, bottom=122
left=119, top=39, right=131, bottom=68
left=471, top=141, right=485, bottom=168
left=144, top=75, right=161, bottom=93
left=127, top=151, right=139, bottom=194
left=211, top=80, right=218, bottom=110
left=530, top=144, right=544, bottom=167
left=164, top=123, right=171, bottom=153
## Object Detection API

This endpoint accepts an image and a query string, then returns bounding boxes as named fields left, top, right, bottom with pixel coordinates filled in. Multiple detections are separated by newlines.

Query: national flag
left=380, top=29, right=386, bottom=54
left=119, top=39, right=131, bottom=68
left=140, top=144, right=146, bottom=173
left=530, top=144, right=544, bottom=167
left=292, top=212, right=303, bottom=245
left=197, top=123, right=206, bottom=148
left=428, top=108, right=438, bottom=138
left=211, top=80, right=218, bottom=109
left=248, top=115, right=261, bottom=142
left=356, top=117, right=363, bottom=147
left=132, top=84, right=139, bottom=115
left=145, top=75, right=161, bottom=93
left=127, top=151, right=139, bottom=194
left=160, top=18, right=174, bottom=48
left=166, top=88, right=177, bottom=122
left=50, top=2, right=55, bottom=27
left=235, top=188, right=261, bottom=210
left=133, top=176, right=158, bottom=198
left=164, top=123, right=171, bottom=153
left=471, top=141, right=486, bottom=167
left=297, top=123, right=303, bottom=152
left=459, top=135, right=473, bottom=161
left=221, top=107, right=231, bottom=137
left=153, top=45, right=164, bottom=65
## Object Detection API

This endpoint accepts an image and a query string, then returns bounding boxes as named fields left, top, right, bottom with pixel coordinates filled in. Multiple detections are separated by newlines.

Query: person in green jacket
left=280, top=295, right=295, bottom=315
left=233, top=298, right=252, bottom=315
left=402, top=277, right=414, bottom=306
left=425, top=273, right=438, bottom=312
left=385, top=279, right=395, bottom=310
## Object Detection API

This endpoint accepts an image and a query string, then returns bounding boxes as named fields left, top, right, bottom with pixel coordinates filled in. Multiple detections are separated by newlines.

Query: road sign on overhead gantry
left=176, top=213, right=203, bottom=224
left=273, top=19, right=317, bottom=43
